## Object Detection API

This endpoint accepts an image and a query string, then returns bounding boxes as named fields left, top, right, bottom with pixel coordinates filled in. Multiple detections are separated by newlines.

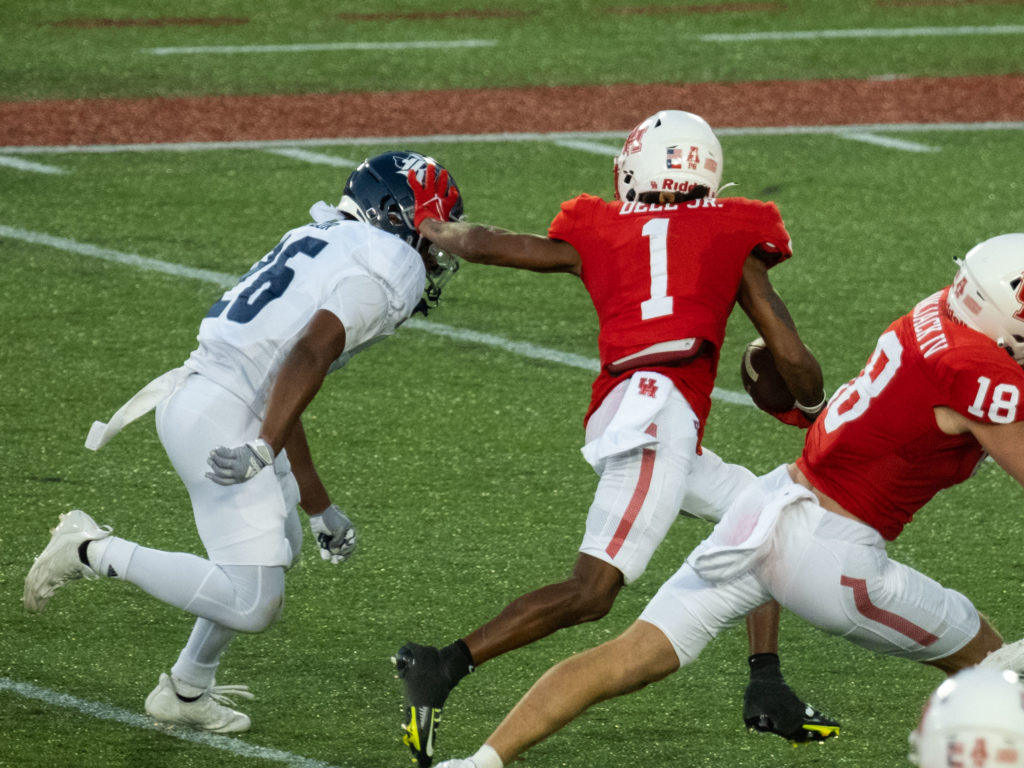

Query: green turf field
left=3, top=2, right=1024, bottom=767
left=3, top=0, right=1024, bottom=98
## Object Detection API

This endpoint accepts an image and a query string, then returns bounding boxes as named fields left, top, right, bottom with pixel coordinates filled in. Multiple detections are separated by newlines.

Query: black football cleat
left=743, top=679, right=840, bottom=744
left=394, top=643, right=455, bottom=767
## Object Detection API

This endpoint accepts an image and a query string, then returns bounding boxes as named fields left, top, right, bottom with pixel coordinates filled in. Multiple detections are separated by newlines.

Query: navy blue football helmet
left=338, top=151, right=463, bottom=307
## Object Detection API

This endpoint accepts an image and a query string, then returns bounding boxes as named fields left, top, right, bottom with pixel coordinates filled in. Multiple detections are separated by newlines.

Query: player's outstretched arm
left=408, top=161, right=581, bottom=273
left=421, top=218, right=581, bottom=274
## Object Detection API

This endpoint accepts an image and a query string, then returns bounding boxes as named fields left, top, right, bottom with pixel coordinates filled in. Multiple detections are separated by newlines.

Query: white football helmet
left=613, top=110, right=723, bottom=202
left=947, top=233, right=1024, bottom=364
left=910, top=668, right=1024, bottom=768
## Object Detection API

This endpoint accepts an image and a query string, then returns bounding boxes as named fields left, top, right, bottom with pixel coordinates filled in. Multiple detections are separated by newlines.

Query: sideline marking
left=264, top=148, right=360, bottom=168
left=0, top=223, right=750, bottom=406
left=3, top=122, right=1023, bottom=156
left=554, top=138, right=621, bottom=155
left=702, top=24, right=1024, bottom=41
left=0, top=677, right=342, bottom=768
left=145, top=40, right=497, bottom=55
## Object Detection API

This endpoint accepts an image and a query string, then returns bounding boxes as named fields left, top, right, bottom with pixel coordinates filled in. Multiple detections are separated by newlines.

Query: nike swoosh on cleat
left=421, top=707, right=438, bottom=757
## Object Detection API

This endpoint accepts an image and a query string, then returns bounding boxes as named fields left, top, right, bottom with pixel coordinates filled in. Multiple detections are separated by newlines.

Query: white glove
left=308, top=504, right=357, bottom=564
left=206, top=438, right=274, bottom=485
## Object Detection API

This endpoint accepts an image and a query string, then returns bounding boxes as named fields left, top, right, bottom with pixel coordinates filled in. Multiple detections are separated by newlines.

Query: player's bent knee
left=216, top=564, right=286, bottom=633
left=227, top=592, right=284, bottom=633
left=929, top=618, right=1005, bottom=673
left=566, top=584, right=618, bottom=624
left=612, top=621, right=681, bottom=690
left=565, top=558, right=623, bottom=623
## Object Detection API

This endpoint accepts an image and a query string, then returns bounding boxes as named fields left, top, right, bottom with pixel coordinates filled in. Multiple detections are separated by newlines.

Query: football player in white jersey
left=23, top=151, right=463, bottom=733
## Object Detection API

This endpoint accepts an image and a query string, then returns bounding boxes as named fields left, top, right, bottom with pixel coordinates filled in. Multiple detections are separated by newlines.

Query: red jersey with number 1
left=797, top=287, right=1024, bottom=540
left=548, top=193, right=792, bottom=435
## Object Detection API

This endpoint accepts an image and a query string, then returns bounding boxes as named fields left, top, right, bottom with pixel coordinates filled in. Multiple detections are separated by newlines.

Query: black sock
left=439, top=639, right=475, bottom=685
left=77, top=540, right=91, bottom=568
left=748, top=653, right=785, bottom=682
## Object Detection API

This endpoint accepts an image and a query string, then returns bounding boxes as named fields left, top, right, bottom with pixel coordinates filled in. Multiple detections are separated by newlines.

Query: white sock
left=169, top=675, right=207, bottom=699
left=86, top=536, right=137, bottom=579
left=471, top=745, right=503, bottom=768
left=171, top=618, right=236, bottom=692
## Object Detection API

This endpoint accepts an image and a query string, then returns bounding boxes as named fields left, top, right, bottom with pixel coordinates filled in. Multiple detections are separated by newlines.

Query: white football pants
left=641, top=467, right=980, bottom=666
left=91, top=373, right=303, bottom=690
left=579, top=372, right=756, bottom=585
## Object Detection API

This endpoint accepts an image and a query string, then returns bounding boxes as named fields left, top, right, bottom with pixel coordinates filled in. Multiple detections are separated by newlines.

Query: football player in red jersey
left=428, top=234, right=1024, bottom=768
left=394, top=109, right=834, bottom=766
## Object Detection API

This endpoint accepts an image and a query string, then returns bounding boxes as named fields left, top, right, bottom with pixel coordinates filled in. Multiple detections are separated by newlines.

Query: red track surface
left=2, top=75, right=1021, bottom=146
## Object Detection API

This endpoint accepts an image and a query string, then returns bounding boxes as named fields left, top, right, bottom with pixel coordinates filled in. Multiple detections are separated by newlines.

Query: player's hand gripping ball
left=740, top=337, right=796, bottom=413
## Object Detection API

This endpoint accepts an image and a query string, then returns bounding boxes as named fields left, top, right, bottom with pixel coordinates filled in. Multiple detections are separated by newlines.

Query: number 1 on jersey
left=641, top=218, right=673, bottom=320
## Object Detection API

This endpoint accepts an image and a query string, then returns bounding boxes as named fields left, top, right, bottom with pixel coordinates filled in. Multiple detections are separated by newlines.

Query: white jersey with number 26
left=184, top=215, right=425, bottom=417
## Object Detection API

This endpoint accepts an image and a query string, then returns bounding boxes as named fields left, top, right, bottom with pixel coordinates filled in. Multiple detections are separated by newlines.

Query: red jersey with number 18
left=797, top=287, right=1024, bottom=540
left=548, top=193, right=792, bottom=434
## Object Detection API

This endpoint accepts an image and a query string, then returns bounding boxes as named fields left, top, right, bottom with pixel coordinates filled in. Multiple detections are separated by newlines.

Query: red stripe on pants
left=605, top=444, right=656, bottom=558
left=840, top=575, right=939, bottom=646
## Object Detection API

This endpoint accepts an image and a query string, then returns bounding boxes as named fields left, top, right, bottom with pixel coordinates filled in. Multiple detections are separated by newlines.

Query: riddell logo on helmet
left=652, top=179, right=700, bottom=192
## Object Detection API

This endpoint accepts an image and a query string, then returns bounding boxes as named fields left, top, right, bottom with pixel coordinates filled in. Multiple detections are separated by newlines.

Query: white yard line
left=553, top=138, right=620, bottom=155
left=3, top=122, right=1022, bottom=157
left=701, top=25, right=1024, bottom=42
left=263, top=148, right=361, bottom=167
left=837, top=132, right=940, bottom=152
left=0, top=155, right=67, bottom=174
left=145, top=40, right=497, bottom=55
left=0, top=677, right=343, bottom=768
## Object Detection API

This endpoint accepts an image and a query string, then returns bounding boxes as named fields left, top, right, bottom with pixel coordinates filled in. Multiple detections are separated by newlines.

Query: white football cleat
left=145, top=673, right=254, bottom=733
left=979, top=637, right=1024, bottom=675
left=23, top=509, right=112, bottom=613
left=434, top=761, right=478, bottom=768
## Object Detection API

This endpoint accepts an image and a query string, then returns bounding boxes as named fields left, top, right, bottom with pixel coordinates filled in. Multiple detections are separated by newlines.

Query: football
left=740, top=337, right=796, bottom=413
